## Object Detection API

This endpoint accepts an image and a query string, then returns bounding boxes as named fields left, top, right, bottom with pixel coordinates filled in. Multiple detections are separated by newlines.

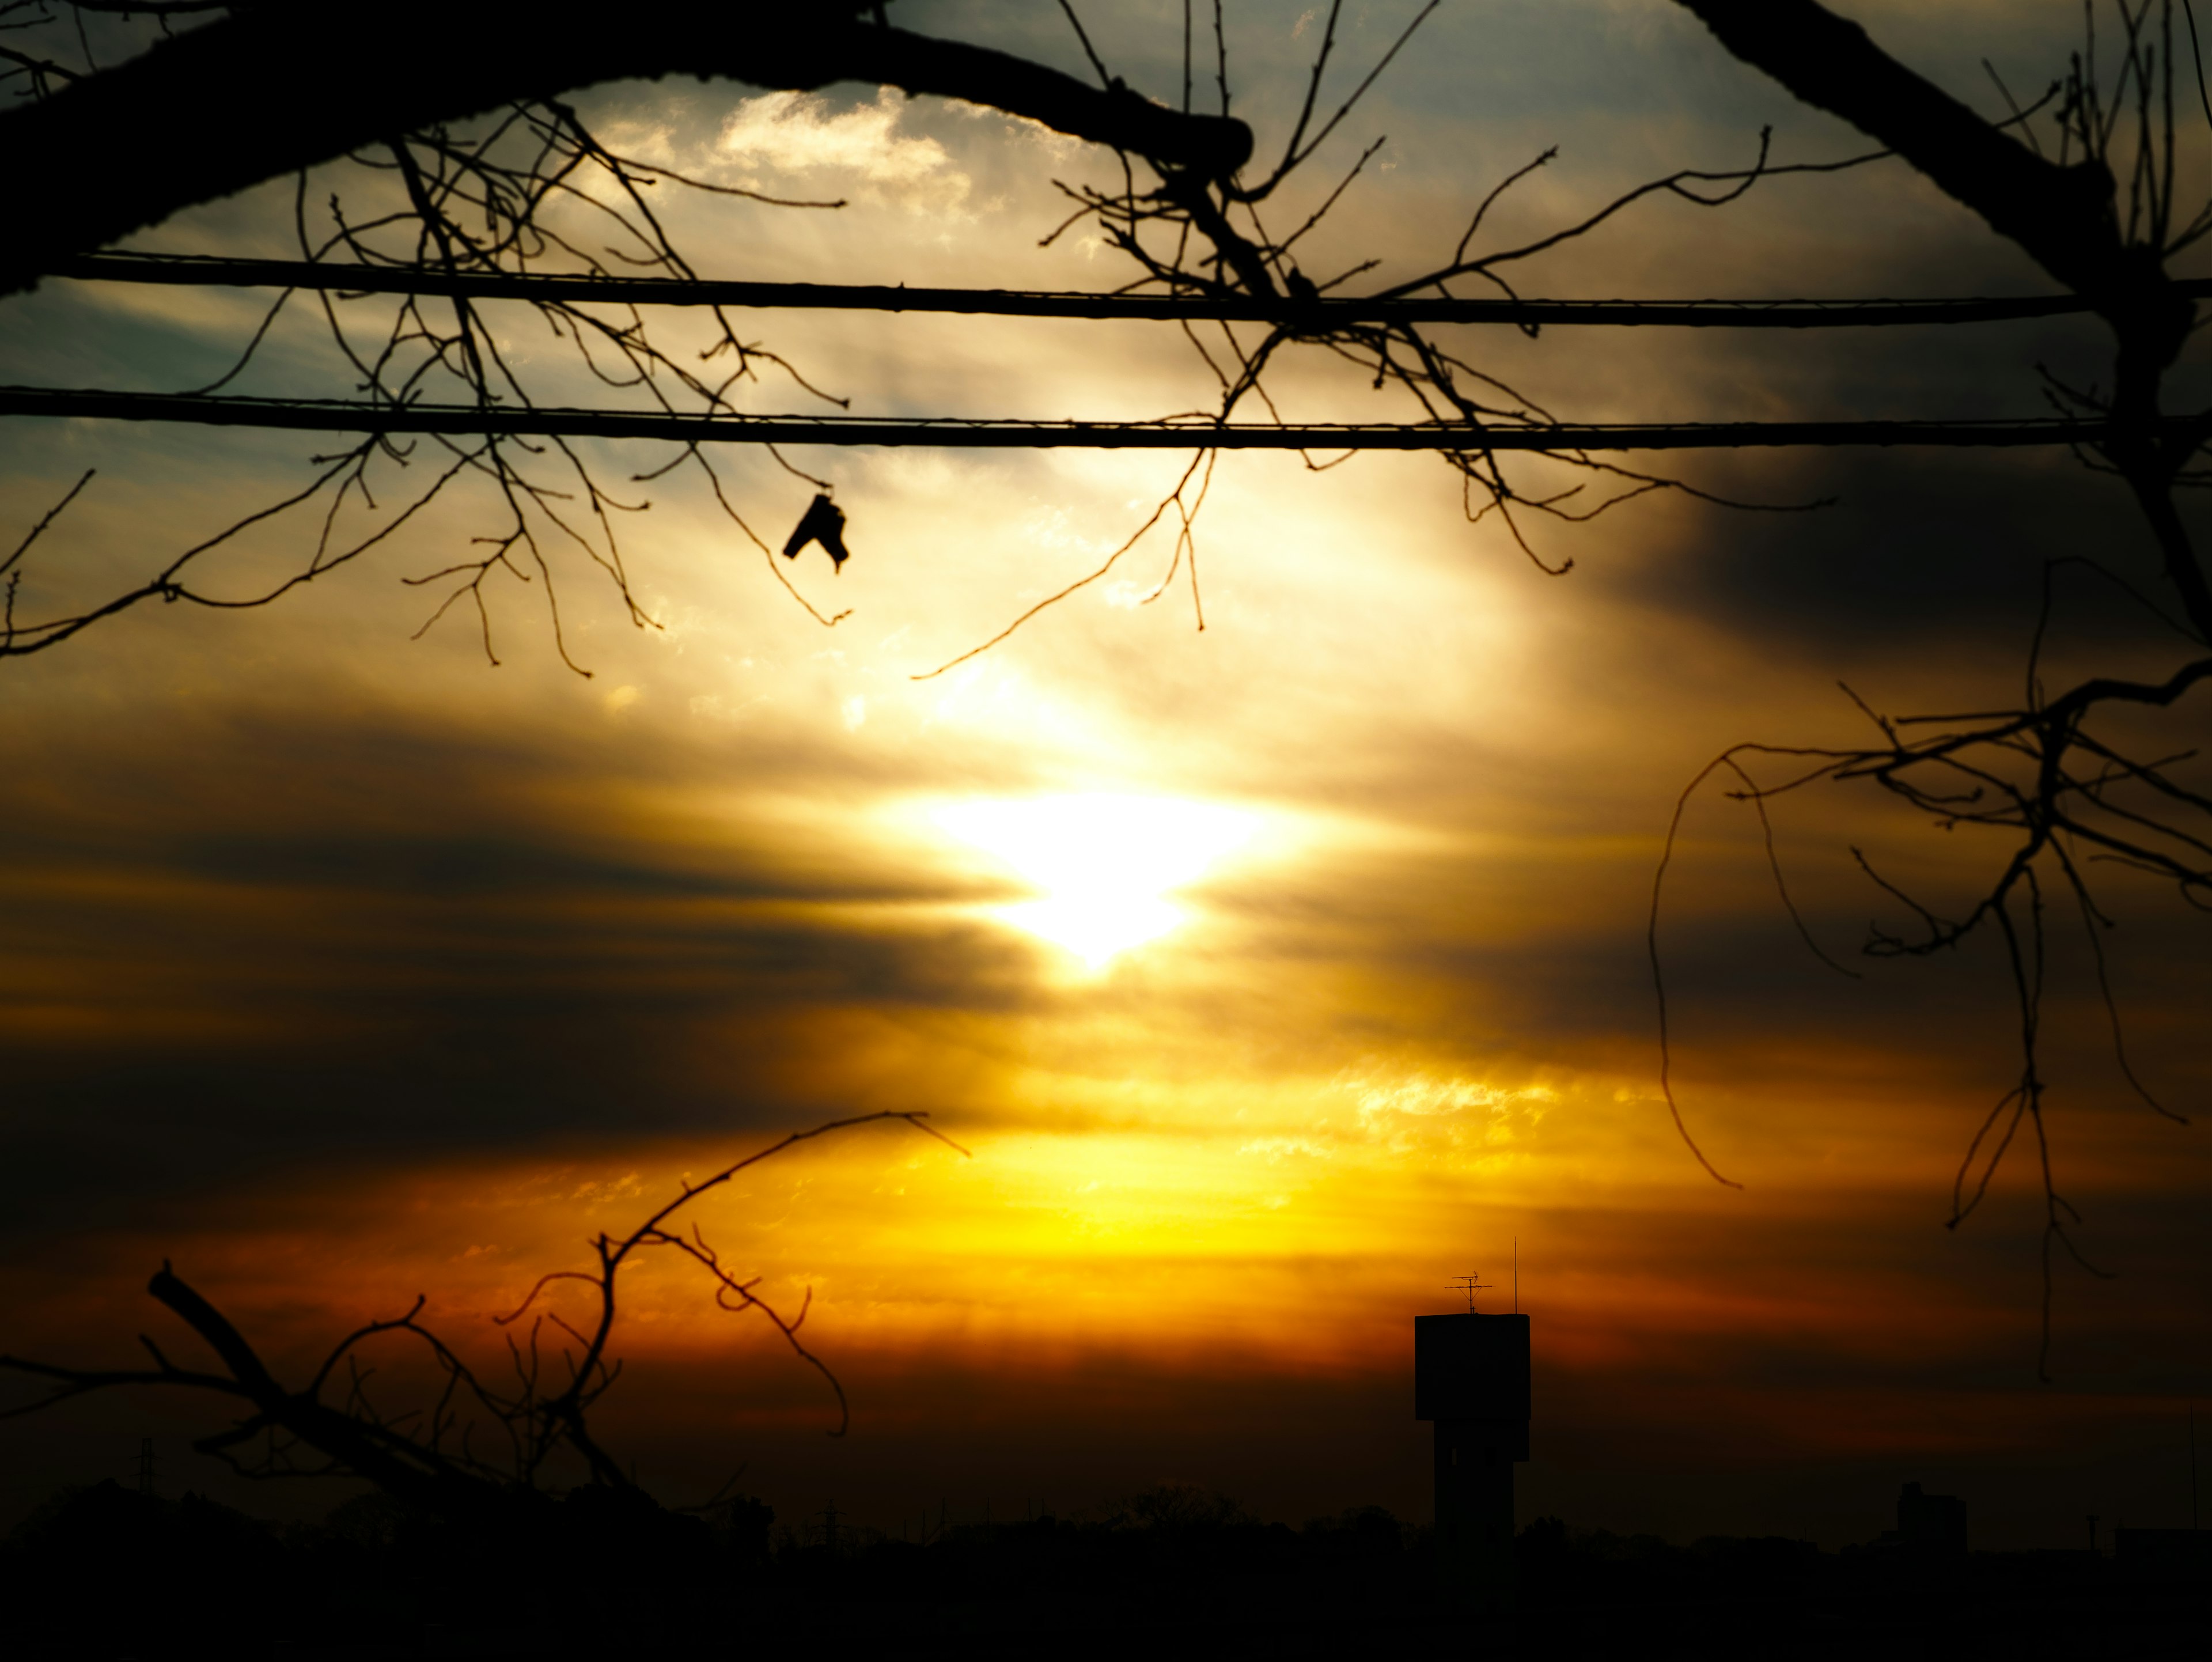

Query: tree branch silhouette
left=1638, top=2, right=2209, bottom=1372
left=0, top=1111, right=968, bottom=1515
left=0, top=3, right=1252, bottom=299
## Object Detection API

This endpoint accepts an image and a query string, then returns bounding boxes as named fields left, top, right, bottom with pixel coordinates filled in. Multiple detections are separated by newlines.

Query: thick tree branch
left=1673, top=1, right=2208, bottom=637
left=0, top=3, right=1252, bottom=297
left=1673, top=2, right=2122, bottom=290
left=1, top=1114, right=962, bottom=1517
left=145, top=1264, right=523, bottom=1520
left=1672, top=3, right=2191, bottom=379
left=147, top=1262, right=284, bottom=1398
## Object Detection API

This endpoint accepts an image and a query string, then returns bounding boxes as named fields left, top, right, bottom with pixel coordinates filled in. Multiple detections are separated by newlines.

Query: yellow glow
left=931, top=793, right=1256, bottom=967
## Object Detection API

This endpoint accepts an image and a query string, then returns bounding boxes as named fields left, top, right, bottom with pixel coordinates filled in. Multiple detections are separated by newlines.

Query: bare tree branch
left=0, top=1112, right=968, bottom=1513
left=0, top=3, right=1253, bottom=298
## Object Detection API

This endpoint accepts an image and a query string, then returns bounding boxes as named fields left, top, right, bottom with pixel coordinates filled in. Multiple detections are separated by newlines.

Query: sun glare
left=932, top=794, right=1256, bottom=968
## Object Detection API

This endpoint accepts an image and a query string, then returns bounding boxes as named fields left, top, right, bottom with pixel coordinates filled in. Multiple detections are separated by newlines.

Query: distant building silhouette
left=2115, top=1527, right=2212, bottom=1585
left=1872, top=1482, right=1966, bottom=1556
left=1414, top=1309, right=1529, bottom=1610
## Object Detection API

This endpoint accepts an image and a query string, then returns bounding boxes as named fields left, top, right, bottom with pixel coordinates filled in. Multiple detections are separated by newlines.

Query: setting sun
left=931, top=793, right=1257, bottom=967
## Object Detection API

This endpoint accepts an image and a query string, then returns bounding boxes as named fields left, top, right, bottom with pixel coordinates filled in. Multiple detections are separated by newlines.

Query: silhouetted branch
left=1651, top=629, right=2207, bottom=1366
left=0, top=1112, right=968, bottom=1513
left=913, top=449, right=1216, bottom=680
left=494, top=1110, right=966, bottom=1447
left=0, top=5, right=1253, bottom=298
left=1614, top=0, right=2212, bottom=1372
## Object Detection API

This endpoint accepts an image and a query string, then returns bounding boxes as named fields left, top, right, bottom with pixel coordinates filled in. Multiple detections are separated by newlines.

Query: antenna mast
left=1448, top=1273, right=1494, bottom=1313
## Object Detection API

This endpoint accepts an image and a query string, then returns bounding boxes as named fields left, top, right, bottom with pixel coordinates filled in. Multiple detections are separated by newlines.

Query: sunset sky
left=3, top=2, right=2207, bottom=1551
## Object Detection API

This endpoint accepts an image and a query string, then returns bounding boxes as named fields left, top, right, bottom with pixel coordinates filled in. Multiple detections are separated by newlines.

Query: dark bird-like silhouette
left=783, top=494, right=851, bottom=571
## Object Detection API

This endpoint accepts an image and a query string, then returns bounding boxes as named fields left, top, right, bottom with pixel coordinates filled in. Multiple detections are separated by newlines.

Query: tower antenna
left=1448, top=1273, right=1493, bottom=1313
left=1513, top=1238, right=1518, bottom=1314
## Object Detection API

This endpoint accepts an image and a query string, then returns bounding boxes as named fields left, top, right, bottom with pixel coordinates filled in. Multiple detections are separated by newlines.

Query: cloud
left=716, top=88, right=971, bottom=214
left=1336, top=1067, right=1555, bottom=1159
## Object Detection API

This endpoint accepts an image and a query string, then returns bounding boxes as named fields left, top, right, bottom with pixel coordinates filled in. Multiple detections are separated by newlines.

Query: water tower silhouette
left=1415, top=1273, right=1529, bottom=1610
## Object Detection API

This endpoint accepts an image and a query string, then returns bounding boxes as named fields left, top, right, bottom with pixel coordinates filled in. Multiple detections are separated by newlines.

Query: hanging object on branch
left=782, top=494, right=851, bottom=572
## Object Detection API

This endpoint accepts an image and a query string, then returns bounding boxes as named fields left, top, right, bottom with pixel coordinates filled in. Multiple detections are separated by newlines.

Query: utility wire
left=50, top=253, right=2208, bottom=330
left=0, top=386, right=2176, bottom=450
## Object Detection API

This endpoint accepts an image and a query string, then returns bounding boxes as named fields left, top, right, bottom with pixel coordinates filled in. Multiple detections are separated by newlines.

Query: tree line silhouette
left=5, top=1474, right=2202, bottom=1656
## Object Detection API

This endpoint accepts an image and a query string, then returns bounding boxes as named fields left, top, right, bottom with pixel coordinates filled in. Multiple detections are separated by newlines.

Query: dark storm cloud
left=150, top=827, right=957, bottom=906
left=1592, top=393, right=2212, bottom=659
left=0, top=705, right=1051, bottom=1232
left=1194, top=794, right=2212, bottom=1127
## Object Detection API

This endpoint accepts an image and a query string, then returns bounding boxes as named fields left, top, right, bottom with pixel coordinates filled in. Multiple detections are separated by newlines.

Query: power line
left=0, top=386, right=2160, bottom=451
left=50, top=253, right=2210, bottom=330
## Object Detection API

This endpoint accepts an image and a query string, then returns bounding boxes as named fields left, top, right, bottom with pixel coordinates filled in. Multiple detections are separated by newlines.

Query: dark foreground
left=5, top=1481, right=2203, bottom=1659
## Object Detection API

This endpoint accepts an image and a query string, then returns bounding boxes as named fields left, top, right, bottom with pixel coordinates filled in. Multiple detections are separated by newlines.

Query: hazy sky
left=3, top=2, right=2207, bottom=1549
